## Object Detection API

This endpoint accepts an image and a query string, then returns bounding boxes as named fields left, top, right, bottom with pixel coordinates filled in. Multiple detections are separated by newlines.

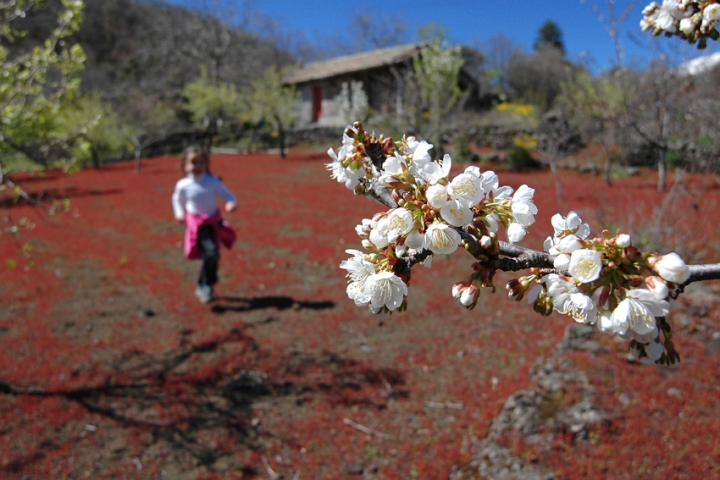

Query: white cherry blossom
left=612, top=289, right=669, bottom=341
left=369, top=217, right=390, bottom=248
left=449, top=172, right=484, bottom=207
left=464, top=166, right=481, bottom=178
left=378, top=154, right=407, bottom=186
left=568, top=249, right=603, bottom=283
left=479, top=171, right=499, bottom=193
left=405, top=229, right=424, bottom=249
left=507, top=222, right=526, bottom=243
left=387, top=208, right=414, bottom=243
left=418, top=154, right=452, bottom=184
left=340, top=250, right=376, bottom=306
left=326, top=146, right=362, bottom=190
left=424, top=223, right=461, bottom=255
left=426, top=184, right=449, bottom=209
left=406, top=138, right=433, bottom=163
left=440, top=200, right=473, bottom=227
left=340, top=250, right=375, bottom=281
left=563, top=292, right=598, bottom=325
left=551, top=211, right=590, bottom=240
left=679, top=16, right=696, bottom=34
left=364, top=271, right=408, bottom=311
left=545, top=274, right=580, bottom=313
left=511, top=185, right=537, bottom=226
left=557, top=235, right=584, bottom=254
left=554, top=254, right=571, bottom=271
left=492, top=185, right=514, bottom=200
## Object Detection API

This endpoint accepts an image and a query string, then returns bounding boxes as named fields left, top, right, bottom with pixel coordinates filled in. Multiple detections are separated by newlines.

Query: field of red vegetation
left=0, top=149, right=719, bottom=479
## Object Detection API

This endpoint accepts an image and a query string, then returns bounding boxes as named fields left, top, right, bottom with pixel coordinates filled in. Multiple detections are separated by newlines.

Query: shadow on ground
left=211, top=295, right=335, bottom=313
left=0, top=321, right=405, bottom=475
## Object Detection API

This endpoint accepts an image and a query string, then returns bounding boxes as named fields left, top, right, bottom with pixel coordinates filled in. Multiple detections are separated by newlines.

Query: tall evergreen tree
left=534, top=20, right=565, bottom=54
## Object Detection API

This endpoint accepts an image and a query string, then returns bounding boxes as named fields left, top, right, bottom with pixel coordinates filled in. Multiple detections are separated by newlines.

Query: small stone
left=343, top=463, right=363, bottom=475
left=667, top=387, right=682, bottom=397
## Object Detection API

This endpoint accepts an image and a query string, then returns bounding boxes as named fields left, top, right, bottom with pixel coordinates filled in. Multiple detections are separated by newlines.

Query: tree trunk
left=658, top=111, right=669, bottom=192
left=91, top=147, right=100, bottom=170
left=133, top=139, right=142, bottom=174
left=549, top=156, right=563, bottom=203
left=601, top=142, right=612, bottom=186
left=658, top=148, right=667, bottom=192
left=277, top=117, right=285, bottom=159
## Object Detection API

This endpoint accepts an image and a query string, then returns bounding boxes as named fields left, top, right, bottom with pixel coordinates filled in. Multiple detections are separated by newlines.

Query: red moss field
left=0, top=150, right=719, bottom=479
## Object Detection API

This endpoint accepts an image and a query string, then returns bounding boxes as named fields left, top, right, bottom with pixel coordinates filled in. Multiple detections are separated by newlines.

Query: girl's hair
left=181, top=144, right=210, bottom=174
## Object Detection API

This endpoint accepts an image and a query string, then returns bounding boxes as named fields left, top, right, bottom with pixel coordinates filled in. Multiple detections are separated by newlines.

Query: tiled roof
left=282, top=43, right=425, bottom=85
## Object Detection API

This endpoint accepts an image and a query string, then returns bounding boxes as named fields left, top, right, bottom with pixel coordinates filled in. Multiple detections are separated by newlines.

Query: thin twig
left=261, top=456, right=280, bottom=480
left=343, top=417, right=391, bottom=439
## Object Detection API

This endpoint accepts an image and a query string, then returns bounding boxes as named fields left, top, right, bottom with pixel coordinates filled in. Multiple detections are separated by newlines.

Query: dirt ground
left=0, top=151, right=719, bottom=479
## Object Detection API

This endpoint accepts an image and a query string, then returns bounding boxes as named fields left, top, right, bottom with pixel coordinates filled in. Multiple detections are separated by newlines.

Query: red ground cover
left=0, top=151, right=719, bottom=479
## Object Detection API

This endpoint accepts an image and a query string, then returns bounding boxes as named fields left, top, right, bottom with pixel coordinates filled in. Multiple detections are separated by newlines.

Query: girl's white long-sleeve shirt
left=172, top=173, right=236, bottom=218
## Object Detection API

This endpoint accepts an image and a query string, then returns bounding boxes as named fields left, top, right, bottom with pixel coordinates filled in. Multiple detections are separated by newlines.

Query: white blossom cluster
left=641, top=0, right=720, bottom=46
left=331, top=123, right=537, bottom=314
left=508, top=211, right=691, bottom=366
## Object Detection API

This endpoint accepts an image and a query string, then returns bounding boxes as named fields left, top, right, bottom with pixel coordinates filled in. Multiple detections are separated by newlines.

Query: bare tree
left=348, top=11, right=410, bottom=50
left=623, top=62, right=692, bottom=191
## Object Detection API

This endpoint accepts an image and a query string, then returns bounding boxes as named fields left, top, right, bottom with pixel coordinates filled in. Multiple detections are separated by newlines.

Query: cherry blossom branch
left=331, top=122, right=720, bottom=366
left=361, top=164, right=720, bottom=291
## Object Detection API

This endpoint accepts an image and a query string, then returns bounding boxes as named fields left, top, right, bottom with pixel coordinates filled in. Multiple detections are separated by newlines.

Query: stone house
left=282, top=43, right=481, bottom=128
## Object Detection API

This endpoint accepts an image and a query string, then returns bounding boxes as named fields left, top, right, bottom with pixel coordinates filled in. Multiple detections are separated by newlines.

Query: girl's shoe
left=195, top=285, right=213, bottom=303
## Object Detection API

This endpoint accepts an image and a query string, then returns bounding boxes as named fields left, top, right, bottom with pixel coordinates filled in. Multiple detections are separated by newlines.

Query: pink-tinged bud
left=452, top=282, right=465, bottom=299
left=460, top=285, right=479, bottom=307
left=372, top=212, right=386, bottom=222
left=480, top=235, right=492, bottom=249
left=391, top=190, right=401, bottom=202
left=645, top=276, right=669, bottom=300
left=598, top=285, right=611, bottom=308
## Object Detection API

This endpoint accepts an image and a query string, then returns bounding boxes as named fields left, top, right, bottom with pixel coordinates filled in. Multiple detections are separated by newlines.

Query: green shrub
left=666, top=149, right=683, bottom=170
left=507, top=144, right=541, bottom=171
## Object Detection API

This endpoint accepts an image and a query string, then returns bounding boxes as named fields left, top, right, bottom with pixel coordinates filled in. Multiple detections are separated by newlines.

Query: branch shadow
left=0, top=187, right=124, bottom=208
left=211, top=295, right=335, bottom=313
left=0, top=323, right=406, bottom=475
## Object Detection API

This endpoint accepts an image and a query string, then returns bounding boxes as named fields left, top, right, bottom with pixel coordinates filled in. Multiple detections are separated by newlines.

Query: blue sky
left=167, top=0, right=715, bottom=70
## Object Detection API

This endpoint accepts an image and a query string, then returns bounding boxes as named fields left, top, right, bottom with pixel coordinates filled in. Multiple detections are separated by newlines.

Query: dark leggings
left=197, top=224, right=219, bottom=286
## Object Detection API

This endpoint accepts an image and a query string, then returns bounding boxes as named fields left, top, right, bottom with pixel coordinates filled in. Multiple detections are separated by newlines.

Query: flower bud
left=506, top=279, right=523, bottom=301
left=533, top=296, right=554, bottom=316
left=653, top=253, right=690, bottom=284
left=361, top=239, right=374, bottom=250
left=452, top=282, right=466, bottom=299
left=616, top=234, right=631, bottom=248
left=480, top=235, right=492, bottom=249
left=459, top=285, right=479, bottom=308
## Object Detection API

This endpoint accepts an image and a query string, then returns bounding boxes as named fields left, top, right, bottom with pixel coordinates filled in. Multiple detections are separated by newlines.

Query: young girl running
left=172, top=145, right=237, bottom=303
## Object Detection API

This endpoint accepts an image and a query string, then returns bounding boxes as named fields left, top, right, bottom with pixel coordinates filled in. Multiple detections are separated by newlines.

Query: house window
left=312, top=85, right=323, bottom=122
